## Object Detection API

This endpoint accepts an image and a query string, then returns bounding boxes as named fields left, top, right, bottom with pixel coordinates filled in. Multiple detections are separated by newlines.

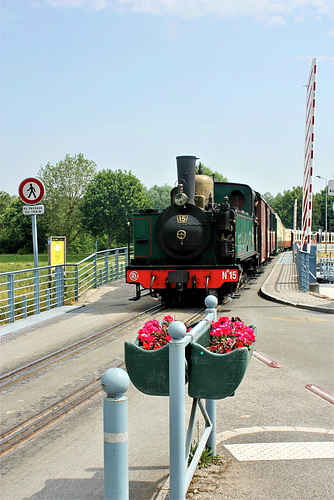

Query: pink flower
left=208, top=317, right=255, bottom=354
left=137, top=316, right=174, bottom=351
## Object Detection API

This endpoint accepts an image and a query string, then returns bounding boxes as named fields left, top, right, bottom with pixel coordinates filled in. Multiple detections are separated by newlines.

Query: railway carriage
left=126, top=155, right=291, bottom=304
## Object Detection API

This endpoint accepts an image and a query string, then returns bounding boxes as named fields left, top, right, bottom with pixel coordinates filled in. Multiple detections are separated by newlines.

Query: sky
left=1, top=0, right=334, bottom=199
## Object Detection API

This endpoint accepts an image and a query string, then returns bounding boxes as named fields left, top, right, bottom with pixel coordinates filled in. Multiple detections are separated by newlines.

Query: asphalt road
left=182, top=267, right=334, bottom=500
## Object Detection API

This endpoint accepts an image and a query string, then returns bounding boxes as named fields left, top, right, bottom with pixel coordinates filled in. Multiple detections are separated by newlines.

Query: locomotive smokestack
left=176, top=155, right=197, bottom=205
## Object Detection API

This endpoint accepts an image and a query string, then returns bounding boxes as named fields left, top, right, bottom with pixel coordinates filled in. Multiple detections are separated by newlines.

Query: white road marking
left=224, top=441, right=334, bottom=461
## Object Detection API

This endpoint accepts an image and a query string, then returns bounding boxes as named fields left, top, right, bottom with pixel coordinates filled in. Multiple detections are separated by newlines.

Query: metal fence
left=0, top=247, right=130, bottom=326
left=294, top=243, right=317, bottom=292
left=319, top=258, right=334, bottom=282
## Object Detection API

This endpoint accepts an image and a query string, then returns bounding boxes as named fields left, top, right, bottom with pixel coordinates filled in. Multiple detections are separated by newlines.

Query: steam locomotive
left=126, top=155, right=292, bottom=304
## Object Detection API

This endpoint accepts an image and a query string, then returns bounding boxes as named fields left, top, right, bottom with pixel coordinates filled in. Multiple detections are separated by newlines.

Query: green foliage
left=0, top=191, right=11, bottom=227
left=312, top=189, right=334, bottom=232
left=188, top=441, right=220, bottom=469
left=264, top=186, right=333, bottom=232
left=0, top=198, right=48, bottom=253
left=198, top=163, right=228, bottom=182
left=80, top=169, right=152, bottom=248
left=145, top=184, right=173, bottom=211
left=37, top=153, right=97, bottom=250
left=264, top=187, right=302, bottom=229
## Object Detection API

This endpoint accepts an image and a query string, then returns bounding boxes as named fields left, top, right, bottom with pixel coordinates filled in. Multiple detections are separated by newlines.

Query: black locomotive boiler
left=126, top=155, right=291, bottom=304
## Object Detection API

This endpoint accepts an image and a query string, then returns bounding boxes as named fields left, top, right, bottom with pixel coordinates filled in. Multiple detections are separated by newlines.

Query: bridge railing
left=0, top=247, right=131, bottom=326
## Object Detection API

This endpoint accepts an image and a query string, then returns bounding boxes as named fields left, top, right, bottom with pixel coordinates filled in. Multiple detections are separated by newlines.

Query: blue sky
left=1, top=0, right=333, bottom=198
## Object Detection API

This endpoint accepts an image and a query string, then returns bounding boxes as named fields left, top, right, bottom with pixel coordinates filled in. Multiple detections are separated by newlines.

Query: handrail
left=0, top=246, right=132, bottom=326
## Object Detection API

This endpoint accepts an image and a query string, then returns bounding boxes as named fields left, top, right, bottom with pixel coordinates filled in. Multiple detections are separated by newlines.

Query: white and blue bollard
left=169, top=320, right=188, bottom=500
left=101, top=367, right=130, bottom=500
left=204, top=295, right=217, bottom=456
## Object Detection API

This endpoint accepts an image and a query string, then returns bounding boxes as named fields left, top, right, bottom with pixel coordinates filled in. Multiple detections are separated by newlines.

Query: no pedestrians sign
left=18, top=178, right=45, bottom=205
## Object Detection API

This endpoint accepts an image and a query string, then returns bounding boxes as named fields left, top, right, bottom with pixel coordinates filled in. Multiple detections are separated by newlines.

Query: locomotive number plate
left=222, top=269, right=238, bottom=281
left=177, top=215, right=188, bottom=223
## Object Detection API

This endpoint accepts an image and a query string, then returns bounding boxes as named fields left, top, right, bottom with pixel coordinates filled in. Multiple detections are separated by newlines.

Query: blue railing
left=0, top=247, right=131, bottom=326
left=294, top=243, right=317, bottom=292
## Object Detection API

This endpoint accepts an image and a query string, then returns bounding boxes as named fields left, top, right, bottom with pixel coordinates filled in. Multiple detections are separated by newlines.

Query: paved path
left=260, top=252, right=334, bottom=314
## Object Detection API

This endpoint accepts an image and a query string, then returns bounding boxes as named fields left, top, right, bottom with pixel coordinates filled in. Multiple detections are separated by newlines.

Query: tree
left=0, top=191, right=11, bottom=231
left=198, top=164, right=228, bottom=182
left=266, top=187, right=303, bottom=229
left=0, top=197, right=47, bottom=253
left=37, top=153, right=97, bottom=251
left=145, top=184, right=173, bottom=212
left=313, top=189, right=334, bottom=232
left=80, top=169, right=152, bottom=248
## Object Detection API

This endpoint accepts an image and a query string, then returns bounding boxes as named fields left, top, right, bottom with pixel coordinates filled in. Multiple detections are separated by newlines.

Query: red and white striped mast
left=301, top=57, right=317, bottom=251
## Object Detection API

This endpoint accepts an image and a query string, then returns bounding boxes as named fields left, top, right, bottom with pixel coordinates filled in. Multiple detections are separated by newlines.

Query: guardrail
left=294, top=243, right=317, bottom=292
left=0, top=247, right=130, bottom=326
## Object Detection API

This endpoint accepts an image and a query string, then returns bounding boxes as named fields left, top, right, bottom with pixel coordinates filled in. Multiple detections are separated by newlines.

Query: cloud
left=43, top=0, right=334, bottom=23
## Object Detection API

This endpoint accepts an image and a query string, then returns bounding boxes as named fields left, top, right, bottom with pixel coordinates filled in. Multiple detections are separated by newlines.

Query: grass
left=0, top=253, right=88, bottom=274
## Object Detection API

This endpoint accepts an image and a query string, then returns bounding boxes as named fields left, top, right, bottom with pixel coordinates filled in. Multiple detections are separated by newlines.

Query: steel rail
left=0, top=303, right=165, bottom=389
left=0, top=367, right=126, bottom=462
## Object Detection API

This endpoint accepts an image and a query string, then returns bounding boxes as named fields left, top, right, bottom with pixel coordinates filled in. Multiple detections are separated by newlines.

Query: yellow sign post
left=48, top=236, right=66, bottom=267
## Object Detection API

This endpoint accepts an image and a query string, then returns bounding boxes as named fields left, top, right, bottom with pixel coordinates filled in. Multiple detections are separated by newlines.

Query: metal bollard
left=101, top=368, right=130, bottom=500
left=169, top=321, right=188, bottom=500
left=204, top=295, right=217, bottom=456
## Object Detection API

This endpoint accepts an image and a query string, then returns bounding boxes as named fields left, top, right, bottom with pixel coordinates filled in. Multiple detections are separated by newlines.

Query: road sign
left=22, top=205, right=44, bottom=215
left=18, top=177, right=45, bottom=205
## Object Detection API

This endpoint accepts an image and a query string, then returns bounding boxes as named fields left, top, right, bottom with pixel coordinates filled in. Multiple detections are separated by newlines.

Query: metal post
left=104, top=252, right=109, bottom=284
left=75, top=266, right=79, bottom=301
left=8, top=274, right=14, bottom=323
left=325, top=183, right=328, bottom=254
left=125, top=246, right=129, bottom=267
left=101, top=367, right=130, bottom=500
left=55, top=266, right=61, bottom=307
left=115, top=250, right=119, bottom=280
left=110, top=265, right=113, bottom=282
left=205, top=400, right=216, bottom=456
left=46, top=289, right=50, bottom=310
left=94, top=253, right=97, bottom=288
left=203, top=295, right=218, bottom=456
left=32, top=214, right=39, bottom=268
left=23, top=295, right=27, bottom=318
left=169, top=321, right=187, bottom=500
left=34, top=269, right=40, bottom=315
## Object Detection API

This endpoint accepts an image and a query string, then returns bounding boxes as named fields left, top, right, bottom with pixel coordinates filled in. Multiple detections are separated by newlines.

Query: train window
left=230, top=190, right=245, bottom=210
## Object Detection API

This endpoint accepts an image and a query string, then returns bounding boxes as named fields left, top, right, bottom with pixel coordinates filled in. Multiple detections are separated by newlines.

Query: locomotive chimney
left=176, top=155, right=197, bottom=205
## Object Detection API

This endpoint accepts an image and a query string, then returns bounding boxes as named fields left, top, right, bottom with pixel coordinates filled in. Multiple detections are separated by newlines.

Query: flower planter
left=124, top=339, right=170, bottom=396
left=187, top=325, right=256, bottom=400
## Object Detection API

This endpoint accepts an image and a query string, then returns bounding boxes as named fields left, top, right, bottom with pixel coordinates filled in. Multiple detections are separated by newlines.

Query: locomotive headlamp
left=175, top=192, right=188, bottom=206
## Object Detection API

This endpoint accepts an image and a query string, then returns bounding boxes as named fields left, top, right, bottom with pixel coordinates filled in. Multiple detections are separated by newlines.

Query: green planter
left=124, top=339, right=170, bottom=396
left=187, top=325, right=256, bottom=400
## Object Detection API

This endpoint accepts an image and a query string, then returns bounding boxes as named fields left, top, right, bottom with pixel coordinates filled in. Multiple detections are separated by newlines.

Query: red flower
left=208, top=316, right=255, bottom=354
left=138, top=316, right=174, bottom=350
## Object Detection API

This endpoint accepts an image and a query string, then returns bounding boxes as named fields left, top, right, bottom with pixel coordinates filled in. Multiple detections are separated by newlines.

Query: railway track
left=0, top=283, right=250, bottom=463
left=0, top=303, right=165, bottom=390
left=0, top=373, right=109, bottom=462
